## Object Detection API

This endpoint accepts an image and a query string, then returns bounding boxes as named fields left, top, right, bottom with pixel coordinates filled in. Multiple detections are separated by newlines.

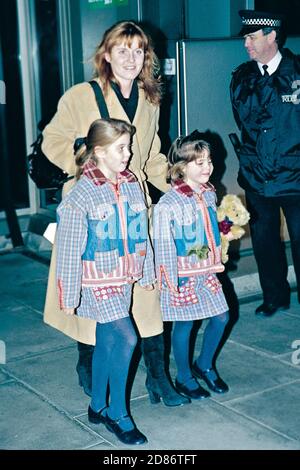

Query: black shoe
left=192, top=363, right=229, bottom=394
left=88, top=406, right=106, bottom=425
left=105, top=415, right=148, bottom=445
left=255, top=302, right=290, bottom=317
left=175, top=378, right=210, bottom=400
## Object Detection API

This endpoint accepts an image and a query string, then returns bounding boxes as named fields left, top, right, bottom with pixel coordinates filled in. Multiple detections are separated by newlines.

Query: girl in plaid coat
left=153, top=131, right=229, bottom=400
left=56, top=118, right=155, bottom=445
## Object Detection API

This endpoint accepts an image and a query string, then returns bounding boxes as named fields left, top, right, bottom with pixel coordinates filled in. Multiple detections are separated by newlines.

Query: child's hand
left=63, top=308, right=75, bottom=315
left=141, top=284, right=155, bottom=291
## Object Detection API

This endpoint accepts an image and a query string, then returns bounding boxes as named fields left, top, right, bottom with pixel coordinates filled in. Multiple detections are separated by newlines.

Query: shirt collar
left=173, top=179, right=215, bottom=197
left=83, top=160, right=136, bottom=186
left=257, top=50, right=282, bottom=76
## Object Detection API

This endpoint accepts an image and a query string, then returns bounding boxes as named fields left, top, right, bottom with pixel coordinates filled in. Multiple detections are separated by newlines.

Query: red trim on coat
left=83, top=161, right=136, bottom=186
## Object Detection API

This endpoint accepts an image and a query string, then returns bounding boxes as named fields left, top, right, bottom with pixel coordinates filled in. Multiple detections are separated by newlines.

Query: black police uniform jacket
left=230, top=48, right=300, bottom=197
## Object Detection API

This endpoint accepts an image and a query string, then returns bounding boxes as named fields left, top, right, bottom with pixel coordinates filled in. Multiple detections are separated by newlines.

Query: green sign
left=88, top=0, right=128, bottom=9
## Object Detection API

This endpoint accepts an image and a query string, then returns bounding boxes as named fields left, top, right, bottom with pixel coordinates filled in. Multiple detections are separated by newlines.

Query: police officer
left=230, top=10, right=300, bottom=316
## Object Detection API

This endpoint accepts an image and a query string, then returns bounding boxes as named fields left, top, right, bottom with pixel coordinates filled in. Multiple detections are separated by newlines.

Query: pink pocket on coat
left=170, top=278, right=198, bottom=307
left=92, top=286, right=123, bottom=301
left=203, top=275, right=222, bottom=294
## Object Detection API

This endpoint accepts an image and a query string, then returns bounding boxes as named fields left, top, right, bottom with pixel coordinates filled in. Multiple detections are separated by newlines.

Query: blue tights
left=91, top=317, right=137, bottom=430
left=173, top=311, right=229, bottom=386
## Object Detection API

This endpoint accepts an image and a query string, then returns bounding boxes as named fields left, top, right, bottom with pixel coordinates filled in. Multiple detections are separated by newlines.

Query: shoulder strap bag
left=28, top=81, right=109, bottom=190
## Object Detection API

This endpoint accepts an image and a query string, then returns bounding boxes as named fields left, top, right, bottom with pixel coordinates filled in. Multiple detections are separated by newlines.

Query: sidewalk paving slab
left=0, top=381, right=106, bottom=450
left=1, top=250, right=300, bottom=451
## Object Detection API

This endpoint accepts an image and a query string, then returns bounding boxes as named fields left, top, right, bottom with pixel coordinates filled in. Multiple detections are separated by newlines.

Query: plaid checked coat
left=56, top=164, right=155, bottom=322
left=153, top=181, right=227, bottom=321
left=153, top=181, right=225, bottom=292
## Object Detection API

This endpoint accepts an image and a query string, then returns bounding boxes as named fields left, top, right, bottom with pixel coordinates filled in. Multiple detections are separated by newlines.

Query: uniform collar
left=83, top=161, right=136, bottom=186
left=172, top=179, right=215, bottom=197
left=257, top=50, right=282, bottom=76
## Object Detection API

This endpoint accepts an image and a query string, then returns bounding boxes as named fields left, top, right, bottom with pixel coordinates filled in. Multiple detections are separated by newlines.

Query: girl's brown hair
left=93, top=21, right=162, bottom=105
left=75, top=118, right=135, bottom=179
left=167, top=131, right=211, bottom=183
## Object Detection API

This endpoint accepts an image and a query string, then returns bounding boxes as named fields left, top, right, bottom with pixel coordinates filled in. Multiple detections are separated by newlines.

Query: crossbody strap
left=89, top=80, right=110, bottom=119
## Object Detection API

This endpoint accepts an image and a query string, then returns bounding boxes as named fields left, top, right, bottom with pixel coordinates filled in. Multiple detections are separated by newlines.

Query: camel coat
left=42, top=80, right=169, bottom=344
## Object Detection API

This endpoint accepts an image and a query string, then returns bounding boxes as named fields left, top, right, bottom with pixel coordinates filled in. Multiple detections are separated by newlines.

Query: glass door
left=0, top=0, right=28, bottom=212
left=34, top=0, right=63, bottom=212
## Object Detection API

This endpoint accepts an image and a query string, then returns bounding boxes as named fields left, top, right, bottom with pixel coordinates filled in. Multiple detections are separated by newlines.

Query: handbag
left=27, top=134, right=72, bottom=190
left=27, top=81, right=108, bottom=190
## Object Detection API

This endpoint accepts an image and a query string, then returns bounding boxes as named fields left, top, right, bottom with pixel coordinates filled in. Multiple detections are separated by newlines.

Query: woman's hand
left=63, top=308, right=75, bottom=316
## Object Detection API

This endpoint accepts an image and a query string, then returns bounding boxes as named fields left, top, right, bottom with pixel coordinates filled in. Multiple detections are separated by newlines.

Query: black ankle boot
left=142, top=334, right=190, bottom=407
left=76, top=342, right=94, bottom=397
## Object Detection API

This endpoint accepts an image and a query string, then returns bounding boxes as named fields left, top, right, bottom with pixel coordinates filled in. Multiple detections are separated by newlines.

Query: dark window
left=255, top=0, right=300, bottom=35
left=0, top=0, right=28, bottom=210
left=34, top=0, right=61, bottom=125
left=34, top=0, right=62, bottom=210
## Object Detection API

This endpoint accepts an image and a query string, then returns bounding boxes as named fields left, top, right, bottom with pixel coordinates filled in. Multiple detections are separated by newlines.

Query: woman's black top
left=110, top=79, right=138, bottom=123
